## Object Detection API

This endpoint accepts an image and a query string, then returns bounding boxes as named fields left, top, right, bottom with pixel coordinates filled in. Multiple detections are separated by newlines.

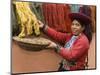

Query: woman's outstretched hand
left=38, top=20, right=45, bottom=29
left=48, top=41, right=57, bottom=49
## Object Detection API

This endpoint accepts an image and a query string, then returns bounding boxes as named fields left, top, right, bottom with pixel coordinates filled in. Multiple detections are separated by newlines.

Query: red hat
left=69, top=12, right=92, bottom=24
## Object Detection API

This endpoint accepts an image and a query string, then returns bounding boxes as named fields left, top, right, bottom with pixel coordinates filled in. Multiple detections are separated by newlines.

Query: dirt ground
left=12, top=33, right=96, bottom=74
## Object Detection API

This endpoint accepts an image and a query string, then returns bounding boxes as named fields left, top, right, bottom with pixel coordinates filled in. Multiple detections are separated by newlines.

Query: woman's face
left=71, top=20, right=84, bottom=35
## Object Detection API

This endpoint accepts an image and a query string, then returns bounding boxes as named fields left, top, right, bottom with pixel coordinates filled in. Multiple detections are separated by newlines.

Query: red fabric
left=64, top=4, right=72, bottom=32
left=45, top=27, right=90, bottom=70
left=45, top=27, right=72, bottom=44
left=42, top=4, right=72, bottom=33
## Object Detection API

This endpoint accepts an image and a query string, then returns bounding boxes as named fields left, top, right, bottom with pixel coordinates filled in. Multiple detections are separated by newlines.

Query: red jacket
left=45, top=27, right=90, bottom=70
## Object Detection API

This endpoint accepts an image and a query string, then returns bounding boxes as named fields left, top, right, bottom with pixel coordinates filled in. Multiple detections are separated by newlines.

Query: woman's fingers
left=47, top=41, right=57, bottom=48
left=38, top=20, right=44, bottom=28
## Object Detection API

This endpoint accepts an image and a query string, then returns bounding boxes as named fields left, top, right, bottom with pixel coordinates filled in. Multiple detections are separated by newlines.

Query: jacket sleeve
left=44, top=26, right=71, bottom=44
left=59, top=38, right=89, bottom=61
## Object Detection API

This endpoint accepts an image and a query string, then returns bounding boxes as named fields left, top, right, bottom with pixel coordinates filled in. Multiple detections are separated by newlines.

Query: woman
left=39, top=12, right=92, bottom=71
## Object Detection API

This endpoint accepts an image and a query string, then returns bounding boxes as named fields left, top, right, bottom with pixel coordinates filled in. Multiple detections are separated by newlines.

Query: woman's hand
left=38, top=20, right=45, bottom=29
left=48, top=41, right=57, bottom=48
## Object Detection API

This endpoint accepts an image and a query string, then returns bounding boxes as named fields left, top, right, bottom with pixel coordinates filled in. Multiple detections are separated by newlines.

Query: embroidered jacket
left=44, top=27, right=90, bottom=70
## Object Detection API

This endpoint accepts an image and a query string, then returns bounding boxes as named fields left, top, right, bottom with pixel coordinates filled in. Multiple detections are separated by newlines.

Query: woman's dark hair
left=79, top=5, right=93, bottom=43
left=74, top=19, right=92, bottom=43
left=83, top=23, right=92, bottom=43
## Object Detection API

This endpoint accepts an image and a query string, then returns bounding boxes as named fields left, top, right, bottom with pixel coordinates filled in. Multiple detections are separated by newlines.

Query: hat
left=69, top=12, right=92, bottom=24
